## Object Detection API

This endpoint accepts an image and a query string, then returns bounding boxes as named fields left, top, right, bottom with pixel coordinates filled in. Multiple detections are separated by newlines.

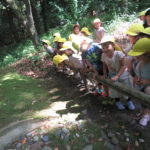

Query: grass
left=0, top=67, right=82, bottom=128
left=0, top=67, right=50, bottom=127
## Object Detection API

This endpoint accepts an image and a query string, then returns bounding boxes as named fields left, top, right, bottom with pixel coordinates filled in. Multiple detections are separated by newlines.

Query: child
left=81, top=27, right=92, bottom=38
left=53, top=54, right=69, bottom=68
left=80, top=39, right=104, bottom=93
left=139, top=10, right=146, bottom=21
left=92, top=18, right=105, bottom=43
left=42, top=40, right=55, bottom=55
left=101, top=36, right=135, bottom=110
left=143, top=8, right=150, bottom=28
left=53, top=37, right=66, bottom=54
left=53, top=32, right=61, bottom=50
left=59, top=41, right=83, bottom=69
left=68, top=24, right=83, bottom=52
left=128, top=38, right=150, bottom=126
left=126, top=23, right=144, bottom=45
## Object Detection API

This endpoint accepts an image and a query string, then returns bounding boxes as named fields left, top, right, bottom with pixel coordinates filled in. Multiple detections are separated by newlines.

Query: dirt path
left=2, top=57, right=150, bottom=150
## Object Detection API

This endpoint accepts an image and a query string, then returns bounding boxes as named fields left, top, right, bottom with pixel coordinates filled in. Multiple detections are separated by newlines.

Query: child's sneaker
left=139, top=114, right=150, bottom=126
left=127, top=100, right=135, bottom=110
left=115, top=101, right=125, bottom=110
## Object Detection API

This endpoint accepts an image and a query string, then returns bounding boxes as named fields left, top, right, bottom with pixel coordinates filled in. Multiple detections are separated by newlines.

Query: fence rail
left=95, top=76, right=150, bottom=105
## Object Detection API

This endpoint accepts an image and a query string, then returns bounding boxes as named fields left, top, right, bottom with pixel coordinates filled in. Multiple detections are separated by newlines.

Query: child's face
left=73, top=27, right=80, bottom=34
left=102, top=42, right=115, bottom=56
left=127, top=35, right=137, bottom=45
left=146, top=15, right=150, bottom=24
left=140, top=15, right=145, bottom=21
left=64, top=49, right=73, bottom=56
left=93, top=22, right=101, bottom=29
left=43, top=43, right=48, bottom=48
left=58, top=42, right=64, bottom=49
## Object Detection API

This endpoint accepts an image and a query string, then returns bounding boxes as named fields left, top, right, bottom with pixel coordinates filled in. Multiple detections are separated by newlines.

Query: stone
left=62, top=128, right=70, bottom=134
left=42, top=135, right=49, bottom=142
left=42, top=146, right=53, bottom=150
left=111, top=136, right=119, bottom=145
left=16, top=143, right=22, bottom=149
left=33, top=136, right=39, bottom=142
left=107, top=132, right=115, bottom=138
left=30, top=143, right=42, bottom=150
left=139, top=139, right=144, bottom=143
left=82, top=144, right=93, bottom=150
left=21, top=144, right=30, bottom=150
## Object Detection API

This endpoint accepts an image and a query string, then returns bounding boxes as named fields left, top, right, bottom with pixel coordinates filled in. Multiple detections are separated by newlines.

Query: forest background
left=0, top=0, right=149, bottom=66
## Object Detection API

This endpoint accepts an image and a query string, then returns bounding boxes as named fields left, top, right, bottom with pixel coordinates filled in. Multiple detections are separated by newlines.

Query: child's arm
left=103, top=62, right=108, bottom=78
left=139, top=79, right=150, bottom=85
left=111, top=57, right=126, bottom=81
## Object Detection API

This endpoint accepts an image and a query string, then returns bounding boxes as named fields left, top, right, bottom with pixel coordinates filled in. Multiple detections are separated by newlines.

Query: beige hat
left=93, top=18, right=101, bottom=24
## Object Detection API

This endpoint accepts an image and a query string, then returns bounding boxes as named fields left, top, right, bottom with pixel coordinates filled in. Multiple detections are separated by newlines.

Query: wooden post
left=95, top=76, right=150, bottom=105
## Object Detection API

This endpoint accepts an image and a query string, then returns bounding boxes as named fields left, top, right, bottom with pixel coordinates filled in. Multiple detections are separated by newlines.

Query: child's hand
left=111, top=75, right=119, bottom=81
left=139, top=79, right=149, bottom=85
left=134, top=77, right=141, bottom=85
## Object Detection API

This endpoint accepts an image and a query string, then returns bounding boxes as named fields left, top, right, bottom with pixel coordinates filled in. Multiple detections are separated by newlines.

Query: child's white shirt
left=101, top=51, right=128, bottom=79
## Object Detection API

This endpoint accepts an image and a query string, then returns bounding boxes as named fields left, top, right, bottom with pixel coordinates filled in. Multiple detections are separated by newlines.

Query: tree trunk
left=23, top=0, right=39, bottom=48
left=124, top=0, right=128, bottom=13
left=30, top=0, right=43, bottom=34
left=40, top=0, right=48, bottom=32
left=6, top=7, right=20, bottom=43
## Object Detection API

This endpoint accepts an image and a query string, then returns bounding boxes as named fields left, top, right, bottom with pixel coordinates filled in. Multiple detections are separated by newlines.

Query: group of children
left=42, top=8, right=150, bottom=126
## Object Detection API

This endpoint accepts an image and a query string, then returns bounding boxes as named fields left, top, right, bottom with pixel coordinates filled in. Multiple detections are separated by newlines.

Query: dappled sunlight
left=0, top=72, right=27, bottom=81
left=48, top=88, right=59, bottom=94
left=49, top=95, right=60, bottom=101
left=34, top=101, right=68, bottom=118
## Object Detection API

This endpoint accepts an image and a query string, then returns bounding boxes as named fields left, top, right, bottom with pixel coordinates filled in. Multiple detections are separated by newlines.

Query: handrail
left=95, top=76, right=150, bottom=105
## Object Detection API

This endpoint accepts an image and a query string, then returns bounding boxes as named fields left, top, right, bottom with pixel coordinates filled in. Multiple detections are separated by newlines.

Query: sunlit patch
left=1, top=73, right=27, bottom=81
left=48, top=88, right=59, bottom=94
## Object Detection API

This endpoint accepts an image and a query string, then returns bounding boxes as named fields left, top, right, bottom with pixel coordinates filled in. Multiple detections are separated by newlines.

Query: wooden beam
left=95, top=76, right=150, bottom=105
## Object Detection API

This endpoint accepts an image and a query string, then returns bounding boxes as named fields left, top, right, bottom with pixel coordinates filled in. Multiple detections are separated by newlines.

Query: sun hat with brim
left=145, top=8, right=150, bottom=16
left=140, top=27, right=150, bottom=35
left=53, top=54, right=69, bottom=66
left=57, top=37, right=66, bottom=43
left=139, top=10, right=146, bottom=16
left=128, top=38, right=150, bottom=56
left=53, top=36, right=60, bottom=42
left=81, top=27, right=92, bottom=36
left=41, top=40, right=51, bottom=46
left=53, top=32, right=61, bottom=37
left=59, top=41, right=77, bottom=53
left=100, top=36, right=115, bottom=44
left=101, top=36, right=123, bottom=51
left=93, top=18, right=102, bottom=24
left=125, top=24, right=144, bottom=36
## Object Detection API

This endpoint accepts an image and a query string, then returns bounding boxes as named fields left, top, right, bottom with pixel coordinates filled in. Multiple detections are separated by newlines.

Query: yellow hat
left=53, top=54, right=68, bottom=66
left=81, top=27, right=92, bottom=36
left=125, top=23, right=144, bottom=36
left=42, top=40, right=51, bottom=46
left=139, top=10, right=146, bottom=16
left=128, top=38, right=150, bottom=56
left=53, top=36, right=60, bottom=42
left=53, top=37, right=66, bottom=43
left=53, top=32, right=61, bottom=37
left=100, top=36, right=115, bottom=44
left=57, top=37, right=66, bottom=43
left=93, top=18, right=101, bottom=24
left=60, top=41, right=77, bottom=53
left=140, top=27, right=150, bottom=35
